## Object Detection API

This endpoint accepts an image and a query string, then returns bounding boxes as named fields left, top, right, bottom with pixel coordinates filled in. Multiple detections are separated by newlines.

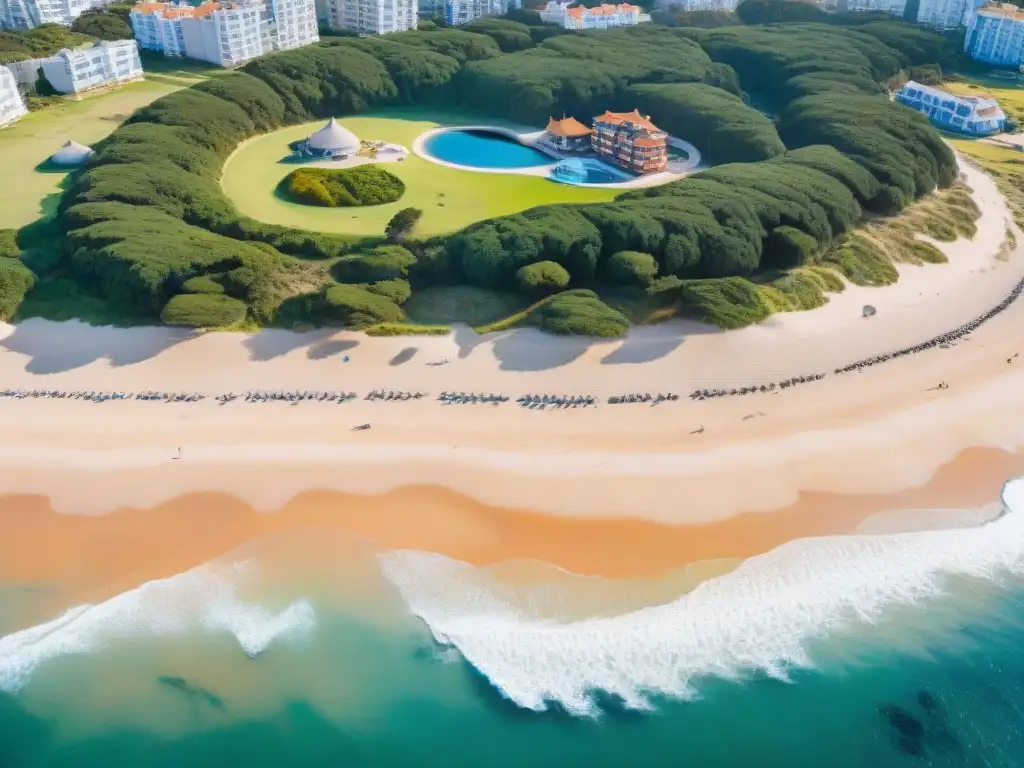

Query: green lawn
left=220, top=108, right=621, bottom=238
left=0, top=61, right=223, bottom=231
left=946, top=75, right=1024, bottom=123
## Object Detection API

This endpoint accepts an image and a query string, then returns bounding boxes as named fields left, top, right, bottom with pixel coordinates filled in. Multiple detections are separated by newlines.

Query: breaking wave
left=0, top=561, right=315, bottom=693
left=380, top=478, right=1024, bottom=717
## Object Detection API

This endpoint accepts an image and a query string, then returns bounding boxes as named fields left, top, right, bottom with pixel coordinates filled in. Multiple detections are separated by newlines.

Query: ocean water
left=2, top=480, right=1024, bottom=767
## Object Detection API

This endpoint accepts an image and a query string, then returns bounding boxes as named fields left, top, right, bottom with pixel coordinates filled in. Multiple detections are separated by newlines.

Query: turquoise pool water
left=553, top=157, right=630, bottom=185
left=424, top=129, right=551, bottom=169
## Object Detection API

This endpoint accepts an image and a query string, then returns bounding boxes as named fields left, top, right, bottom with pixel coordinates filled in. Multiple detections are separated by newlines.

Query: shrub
left=160, top=293, right=247, bottom=328
left=607, top=251, right=659, bottom=286
left=0, top=257, right=36, bottom=321
left=282, top=165, right=405, bottom=207
left=516, top=260, right=570, bottom=295
left=763, top=226, right=818, bottom=269
left=367, top=278, right=412, bottom=304
left=181, top=275, right=226, bottom=295
left=333, top=245, right=416, bottom=283
left=70, top=10, right=133, bottom=40
left=321, top=283, right=405, bottom=327
left=678, top=276, right=771, bottom=329
left=533, top=289, right=630, bottom=337
left=385, top=207, right=423, bottom=240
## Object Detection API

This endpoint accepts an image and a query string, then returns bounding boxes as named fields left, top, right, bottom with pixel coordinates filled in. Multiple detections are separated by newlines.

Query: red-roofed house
left=591, top=109, right=667, bottom=174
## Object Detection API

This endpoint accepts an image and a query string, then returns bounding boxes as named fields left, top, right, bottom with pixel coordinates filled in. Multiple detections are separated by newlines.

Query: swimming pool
left=552, top=157, right=631, bottom=185
left=423, top=129, right=552, bottom=169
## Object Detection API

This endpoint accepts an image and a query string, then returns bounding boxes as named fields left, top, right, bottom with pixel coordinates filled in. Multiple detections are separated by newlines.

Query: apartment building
left=40, top=39, right=143, bottom=95
left=132, top=0, right=317, bottom=68
left=591, top=109, right=667, bottom=175
left=131, top=2, right=219, bottom=57
left=0, top=64, right=27, bottom=127
left=443, top=0, right=519, bottom=25
left=965, top=3, right=1024, bottom=66
left=843, top=0, right=907, bottom=16
left=538, top=0, right=650, bottom=29
left=652, top=0, right=737, bottom=10
left=326, top=0, right=417, bottom=35
left=0, top=0, right=116, bottom=29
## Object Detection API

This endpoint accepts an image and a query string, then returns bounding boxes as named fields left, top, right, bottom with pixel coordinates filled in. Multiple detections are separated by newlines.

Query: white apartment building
left=916, top=0, right=986, bottom=28
left=843, top=0, right=906, bottom=16
left=652, top=0, right=736, bottom=10
left=40, top=39, right=143, bottom=94
left=0, top=64, right=27, bottom=128
left=538, top=0, right=650, bottom=29
left=965, top=3, right=1024, bottom=67
left=326, top=0, right=417, bottom=35
left=443, top=0, right=519, bottom=25
left=0, top=0, right=116, bottom=30
left=131, top=2, right=220, bottom=57
left=133, top=0, right=317, bottom=67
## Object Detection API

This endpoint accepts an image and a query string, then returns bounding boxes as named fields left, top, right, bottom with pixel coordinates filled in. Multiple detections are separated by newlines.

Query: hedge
left=282, top=165, right=405, bottom=207
left=516, top=260, right=570, bottom=295
left=160, top=293, right=247, bottom=328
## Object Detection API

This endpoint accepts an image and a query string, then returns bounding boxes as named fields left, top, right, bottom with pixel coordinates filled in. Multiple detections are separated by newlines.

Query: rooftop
left=976, top=2, right=1024, bottom=20
left=546, top=115, right=592, bottom=137
left=133, top=1, right=221, bottom=18
left=564, top=2, right=641, bottom=17
left=595, top=109, right=662, bottom=133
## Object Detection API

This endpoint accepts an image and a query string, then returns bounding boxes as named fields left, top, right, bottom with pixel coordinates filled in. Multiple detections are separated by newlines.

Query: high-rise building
left=538, top=0, right=650, bottom=29
left=443, top=0, right=518, bottom=25
left=0, top=64, right=27, bottom=128
left=965, top=3, right=1024, bottom=67
left=915, top=0, right=982, bottom=28
left=652, top=0, right=736, bottom=10
left=843, top=0, right=907, bottom=16
left=591, top=109, right=667, bottom=175
left=39, top=39, right=144, bottom=94
left=131, top=0, right=318, bottom=67
left=0, top=0, right=117, bottom=30
left=326, top=0, right=417, bottom=35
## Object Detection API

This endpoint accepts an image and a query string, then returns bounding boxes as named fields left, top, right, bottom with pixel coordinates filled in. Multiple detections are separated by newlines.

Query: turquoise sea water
left=3, top=480, right=1024, bottom=768
left=423, top=130, right=551, bottom=169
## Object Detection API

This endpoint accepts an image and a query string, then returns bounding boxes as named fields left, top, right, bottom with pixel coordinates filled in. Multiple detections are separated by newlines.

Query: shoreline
left=0, top=159, right=1022, bottom=594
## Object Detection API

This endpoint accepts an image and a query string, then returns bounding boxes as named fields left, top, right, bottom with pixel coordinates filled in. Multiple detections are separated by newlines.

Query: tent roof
left=50, top=140, right=94, bottom=165
left=307, top=118, right=359, bottom=151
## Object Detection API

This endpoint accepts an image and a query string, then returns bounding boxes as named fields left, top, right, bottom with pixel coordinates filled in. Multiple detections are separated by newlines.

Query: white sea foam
left=379, top=478, right=1024, bottom=717
left=0, top=561, right=315, bottom=693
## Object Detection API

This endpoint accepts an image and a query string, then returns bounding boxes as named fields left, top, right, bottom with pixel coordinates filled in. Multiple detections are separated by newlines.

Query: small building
left=543, top=115, right=591, bottom=152
left=895, top=80, right=1005, bottom=136
left=49, top=139, right=94, bottom=166
left=40, top=40, right=144, bottom=96
left=538, top=0, right=650, bottom=29
left=591, top=109, right=668, bottom=175
left=291, top=117, right=361, bottom=158
left=444, top=0, right=520, bottom=25
left=0, top=64, right=27, bottom=129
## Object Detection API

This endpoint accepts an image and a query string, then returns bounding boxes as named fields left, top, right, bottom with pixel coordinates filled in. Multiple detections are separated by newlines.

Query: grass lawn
left=0, top=60, right=224, bottom=231
left=220, top=108, right=622, bottom=238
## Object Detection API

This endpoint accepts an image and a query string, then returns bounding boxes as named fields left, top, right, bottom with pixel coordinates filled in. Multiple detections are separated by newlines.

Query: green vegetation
left=516, top=260, right=571, bottom=295
left=7, top=9, right=965, bottom=335
left=70, top=9, right=134, bottom=41
left=0, top=231, right=35, bottom=321
left=385, top=206, right=423, bottom=240
left=160, top=293, right=247, bottom=328
left=281, top=165, right=406, bottom=207
left=606, top=251, right=658, bottom=286
left=0, top=24, right=95, bottom=64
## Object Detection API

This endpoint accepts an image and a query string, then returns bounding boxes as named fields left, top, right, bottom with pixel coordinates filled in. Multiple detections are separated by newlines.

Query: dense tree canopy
left=48, top=13, right=960, bottom=332
left=0, top=24, right=94, bottom=64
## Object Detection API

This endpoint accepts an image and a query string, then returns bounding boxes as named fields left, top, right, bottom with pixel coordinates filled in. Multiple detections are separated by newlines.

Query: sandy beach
left=1, top=160, right=1024, bottom=594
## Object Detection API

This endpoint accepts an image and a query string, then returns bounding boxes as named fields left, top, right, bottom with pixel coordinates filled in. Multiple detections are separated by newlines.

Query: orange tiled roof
left=546, top=115, right=592, bottom=137
left=595, top=109, right=661, bottom=132
left=135, top=2, right=220, bottom=18
left=633, top=137, right=664, bottom=147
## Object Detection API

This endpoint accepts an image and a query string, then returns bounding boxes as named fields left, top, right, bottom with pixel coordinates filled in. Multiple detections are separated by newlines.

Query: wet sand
left=0, top=445, right=1017, bottom=606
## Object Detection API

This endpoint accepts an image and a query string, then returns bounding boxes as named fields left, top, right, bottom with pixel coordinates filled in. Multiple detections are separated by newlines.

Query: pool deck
left=412, top=126, right=704, bottom=189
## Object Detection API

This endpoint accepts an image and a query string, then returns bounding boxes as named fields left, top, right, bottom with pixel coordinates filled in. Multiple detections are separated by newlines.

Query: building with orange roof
left=537, top=0, right=649, bottom=29
left=591, top=109, right=668, bottom=175
left=130, top=0, right=317, bottom=67
left=543, top=115, right=592, bottom=151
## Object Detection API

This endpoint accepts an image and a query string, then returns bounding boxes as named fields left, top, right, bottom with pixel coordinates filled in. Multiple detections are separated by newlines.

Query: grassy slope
left=220, top=108, right=620, bottom=239
left=0, top=60, right=225, bottom=231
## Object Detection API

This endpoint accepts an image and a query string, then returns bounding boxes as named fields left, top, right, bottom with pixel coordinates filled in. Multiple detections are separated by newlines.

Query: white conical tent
left=50, top=140, right=94, bottom=166
left=306, top=118, right=359, bottom=153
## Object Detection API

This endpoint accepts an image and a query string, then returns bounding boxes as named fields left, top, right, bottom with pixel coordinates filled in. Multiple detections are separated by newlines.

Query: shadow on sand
left=599, top=321, right=720, bottom=366
left=389, top=347, right=418, bottom=366
left=1, top=320, right=195, bottom=375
